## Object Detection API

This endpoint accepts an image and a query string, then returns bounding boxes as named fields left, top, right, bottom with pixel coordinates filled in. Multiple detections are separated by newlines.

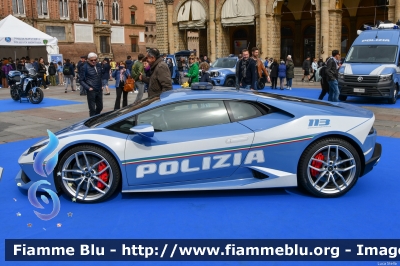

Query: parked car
left=209, top=55, right=238, bottom=87
left=166, top=54, right=180, bottom=84
left=16, top=86, right=381, bottom=202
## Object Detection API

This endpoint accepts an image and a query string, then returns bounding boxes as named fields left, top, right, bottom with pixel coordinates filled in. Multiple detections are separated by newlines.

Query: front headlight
left=369, top=127, right=375, bottom=135
left=339, top=73, right=344, bottom=79
left=27, top=142, right=48, bottom=155
left=211, top=71, right=220, bottom=77
left=379, top=74, right=392, bottom=82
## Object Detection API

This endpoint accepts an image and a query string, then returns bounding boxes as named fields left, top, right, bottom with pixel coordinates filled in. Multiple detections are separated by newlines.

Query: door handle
left=226, top=136, right=249, bottom=144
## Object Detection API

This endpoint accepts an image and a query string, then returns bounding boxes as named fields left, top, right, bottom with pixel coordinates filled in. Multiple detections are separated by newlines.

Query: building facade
left=0, top=0, right=157, bottom=62
left=157, top=0, right=400, bottom=65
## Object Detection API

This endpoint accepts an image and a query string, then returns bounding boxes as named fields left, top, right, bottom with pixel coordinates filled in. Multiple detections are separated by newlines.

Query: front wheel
left=388, top=85, right=398, bottom=104
left=338, top=95, right=347, bottom=101
left=297, top=138, right=361, bottom=198
left=55, top=145, right=121, bottom=203
left=10, top=85, right=20, bottom=101
left=224, top=78, right=235, bottom=87
left=257, top=79, right=265, bottom=90
left=29, top=88, right=44, bottom=104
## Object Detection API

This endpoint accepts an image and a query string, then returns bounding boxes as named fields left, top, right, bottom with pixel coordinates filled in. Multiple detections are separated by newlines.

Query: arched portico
left=172, top=0, right=209, bottom=55
left=215, top=0, right=259, bottom=58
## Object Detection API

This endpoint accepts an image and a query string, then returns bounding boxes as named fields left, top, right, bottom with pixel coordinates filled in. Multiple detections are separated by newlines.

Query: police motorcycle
left=8, top=63, right=44, bottom=104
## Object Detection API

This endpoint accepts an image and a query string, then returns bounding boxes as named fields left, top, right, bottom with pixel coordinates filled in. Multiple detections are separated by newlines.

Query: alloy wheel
left=61, top=151, right=113, bottom=201
left=307, top=144, right=357, bottom=195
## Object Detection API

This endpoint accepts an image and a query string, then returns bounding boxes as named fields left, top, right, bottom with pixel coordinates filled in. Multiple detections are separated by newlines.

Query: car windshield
left=84, top=96, right=160, bottom=128
left=211, top=58, right=237, bottom=68
left=345, top=45, right=398, bottom=63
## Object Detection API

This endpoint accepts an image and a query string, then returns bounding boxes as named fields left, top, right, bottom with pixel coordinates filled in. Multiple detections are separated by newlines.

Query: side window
left=137, top=100, right=230, bottom=132
left=226, top=101, right=264, bottom=121
left=107, top=116, right=135, bottom=134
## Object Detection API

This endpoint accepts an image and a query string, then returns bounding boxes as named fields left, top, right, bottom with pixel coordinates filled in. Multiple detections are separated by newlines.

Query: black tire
left=338, top=95, right=347, bottom=101
left=10, top=86, right=20, bottom=101
left=297, top=138, right=361, bottom=198
left=55, top=145, right=121, bottom=203
left=224, top=78, right=235, bottom=87
left=388, top=85, right=398, bottom=104
left=29, top=88, right=44, bottom=104
left=257, top=80, right=265, bottom=90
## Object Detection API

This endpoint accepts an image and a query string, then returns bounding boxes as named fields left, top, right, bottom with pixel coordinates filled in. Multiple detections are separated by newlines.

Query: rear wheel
left=338, top=95, right=347, bottom=101
left=298, top=138, right=361, bottom=198
left=55, top=145, right=121, bottom=203
left=224, top=78, right=235, bottom=87
left=29, top=88, right=44, bottom=104
left=388, top=85, right=398, bottom=104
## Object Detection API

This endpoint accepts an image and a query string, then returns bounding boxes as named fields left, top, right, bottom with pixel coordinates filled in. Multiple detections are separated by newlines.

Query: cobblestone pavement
left=0, top=81, right=399, bottom=144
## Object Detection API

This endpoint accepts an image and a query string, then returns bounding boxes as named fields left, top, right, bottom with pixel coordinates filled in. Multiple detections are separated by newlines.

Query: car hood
left=210, top=67, right=235, bottom=72
left=54, top=118, right=89, bottom=136
left=340, top=63, right=396, bottom=75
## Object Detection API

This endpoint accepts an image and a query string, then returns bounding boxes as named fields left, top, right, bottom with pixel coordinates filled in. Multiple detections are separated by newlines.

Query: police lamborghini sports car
left=16, top=86, right=381, bottom=202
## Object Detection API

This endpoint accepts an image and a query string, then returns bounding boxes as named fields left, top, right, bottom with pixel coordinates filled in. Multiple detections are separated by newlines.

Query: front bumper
left=15, top=148, right=58, bottom=193
left=362, top=143, right=382, bottom=177
left=211, top=77, right=226, bottom=86
left=338, top=79, right=393, bottom=98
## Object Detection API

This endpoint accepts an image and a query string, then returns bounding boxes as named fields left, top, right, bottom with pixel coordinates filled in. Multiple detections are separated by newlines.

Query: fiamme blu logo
left=28, top=130, right=61, bottom=221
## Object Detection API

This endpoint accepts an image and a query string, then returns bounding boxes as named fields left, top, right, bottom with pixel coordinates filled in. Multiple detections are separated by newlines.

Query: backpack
left=63, top=65, right=70, bottom=75
left=131, top=61, right=141, bottom=81
left=317, top=66, right=327, bottom=82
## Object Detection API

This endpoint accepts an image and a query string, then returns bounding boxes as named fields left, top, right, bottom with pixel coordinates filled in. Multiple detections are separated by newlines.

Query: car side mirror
left=130, top=124, right=154, bottom=138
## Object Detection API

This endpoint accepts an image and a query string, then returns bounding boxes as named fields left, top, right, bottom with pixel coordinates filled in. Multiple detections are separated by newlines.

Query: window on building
left=112, top=1, right=119, bottom=22
left=37, top=0, right=48, bottom=17
left=148, top=0, right=153, bottom=3
left=145, top=26, right=148, bottom=32
left=12, top=0, right=25, bottom=15
left=100, top=36, right=110, bottom=53
left=131, top=12, right=135, bottom=24
left=78, top=0, right=88, bottom=19
left=59, top=0, right=69, bottom=18
left=131, top=38, right=138, bottom=52
left=96, top=0, right=105, bottom=20
left=46, top=26, right=66, bottom=41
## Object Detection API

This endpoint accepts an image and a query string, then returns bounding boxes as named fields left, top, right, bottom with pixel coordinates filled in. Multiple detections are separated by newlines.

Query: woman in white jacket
left=310, top=58, right=318, bottom=82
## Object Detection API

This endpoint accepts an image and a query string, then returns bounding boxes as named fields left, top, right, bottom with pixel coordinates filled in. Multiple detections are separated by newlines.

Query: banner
left=0, top=37, right=57, bottom=46
left=6, top=239, right=400, bottom=261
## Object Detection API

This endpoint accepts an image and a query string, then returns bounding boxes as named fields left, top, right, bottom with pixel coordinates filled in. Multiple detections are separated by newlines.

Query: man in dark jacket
left=101, top=58, right=111, bottom=95
left=236, top=49, right=257, bottom=90
left=125, top=56, right=134, bottom=73
left=80, top=52, right=103, bottom=116
left=76, top=56, right=87, bottom=93
left=301, top=56, right=311, bottom=82
left=139, top=48, right=172, bottom=97
left=326, top=50, right=341, bottom=102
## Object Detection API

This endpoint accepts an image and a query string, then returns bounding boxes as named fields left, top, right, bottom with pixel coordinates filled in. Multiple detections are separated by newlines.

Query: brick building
left=0, top=0, right=156, bottom=62
left=157, top=0, right=400, bottom=66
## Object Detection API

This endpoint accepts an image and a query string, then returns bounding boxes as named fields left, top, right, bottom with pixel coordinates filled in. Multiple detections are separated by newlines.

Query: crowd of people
left=0, top=47, right=343, bottom=117
left=235, top=48, right=342, bottom=102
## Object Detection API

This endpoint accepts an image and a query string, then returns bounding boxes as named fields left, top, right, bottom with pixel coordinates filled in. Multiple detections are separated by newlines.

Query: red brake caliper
left=311, top=153, right=325, bottom=177
left=97, top=162, right=109, bottom=189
